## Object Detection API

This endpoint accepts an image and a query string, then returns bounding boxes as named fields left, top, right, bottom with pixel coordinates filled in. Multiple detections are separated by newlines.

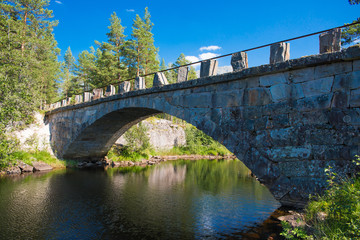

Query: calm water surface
left=0, top=159, right=280, bottom=239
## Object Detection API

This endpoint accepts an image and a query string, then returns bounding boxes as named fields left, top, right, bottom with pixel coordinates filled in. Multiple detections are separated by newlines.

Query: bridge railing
left=48, top=22, right=360, bottom=110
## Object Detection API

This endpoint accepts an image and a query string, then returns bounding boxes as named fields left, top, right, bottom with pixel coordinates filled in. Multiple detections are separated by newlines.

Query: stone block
left=331, top=91, right=349, bottom=108
left=244, top=88, right=272, bottom=106
left=333, top=72, right=352, bottom=91
left=92, top=88, right=103, bottom=100
left=153, top=72, right=169, bottom=87
left=200, top=60, right=218, bottom=77
left=270, top=83, right=291, bottom=102
left=265, top=146, right=311, bottom=162
left=177, top=67, right=188, bottom=82
left=270, top=42, right=290, bottom=64
left=214, top=89, right=244, bottom=107
left=301, top=76, right=333, bottom=97
left=295, top=94, right=333, bottom=112
left=61, top=99, right=67, bottom=106
left=314, top=62, right=352, bottom=79
left=260, top=73, right=287, bottom=87
left=105, top=85, right=116, bottom=97
left=231, top=51, right=248, bottom=71
left=350, top=88, right=360, bottom=107
left=32, top=161, right=53, bottom=171
left=119, top=81, right=131, bottom=94
left=183, top=93, right=212, bottom=108
left=354, top=60, right=360, bottom=71
left=285, top=67, right=314, bottom=83
left=75, top=95, right=82, bottom=104
left=319, top=28, right=341, bottom=54
left=266, top=113, right=290, bottom=129
left=83, top=92, right=92, bottom=102
left=135, top=77, right=145, bottom=90
left=292, top=84, right=305, bottom=99
left=351, top=71, right=360, bottom=89
left=66, top=97, right=72, bottom=105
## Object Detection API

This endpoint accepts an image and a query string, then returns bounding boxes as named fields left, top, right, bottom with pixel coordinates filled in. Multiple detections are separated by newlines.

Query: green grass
left=1, top=150, right=77, bottom=170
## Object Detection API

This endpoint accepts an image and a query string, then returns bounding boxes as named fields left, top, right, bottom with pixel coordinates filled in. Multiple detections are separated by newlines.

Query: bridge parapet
left=48, top=27, right=346, bottom=110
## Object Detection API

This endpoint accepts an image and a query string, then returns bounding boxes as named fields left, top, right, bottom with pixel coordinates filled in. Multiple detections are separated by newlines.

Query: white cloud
left=55, top=0, right=62, bottom=4
left=185, top=56, right=200, bottom=63
left=126, top=9, right=135, bottom=12
left=199, top=45, right=221, bottom=51
left=199, top=52, right=219, bottom=60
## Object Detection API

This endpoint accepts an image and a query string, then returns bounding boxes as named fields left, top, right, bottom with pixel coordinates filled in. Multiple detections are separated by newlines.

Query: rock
left=6, top=166, right=21, bottom=175
left=270, top=42, right=290, bottom=64
left=92, top=88, right=103, bottom=100
left=200, top=59, right=218, bottom=77
left=96, top=161, right=103, bottom=166
left=177, top=67, right=188, bottom=82
left=17, top=161, right=33, bottom=173
left=278, top=212, right=305, bottom=228
left=135, top=77, right=145, bottom=90
left=319, top=28, right=341, bottom=53
left=32, top=161, right=53, bottom=172
left=153, top=72, right=169, bottom=87
left=83, top=92, right=92, bottom=102
left=105, top=85, right=116, bottom=97
left=119, top=81, right=131, bottom=94
left=112, top=161, right=121, bottom=167
left=231, top=51, right=248, bottom=71
left=84, top=162, right=95, bottom=168
left=128, top=161, right=135, bottom=166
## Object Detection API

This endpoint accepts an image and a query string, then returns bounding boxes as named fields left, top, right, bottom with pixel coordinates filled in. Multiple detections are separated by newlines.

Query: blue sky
left=49, top=0, right=360, bottom=70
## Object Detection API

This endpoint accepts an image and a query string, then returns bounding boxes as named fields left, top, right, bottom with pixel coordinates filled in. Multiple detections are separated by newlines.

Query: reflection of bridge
left=45, top=45, right=360, bottom=207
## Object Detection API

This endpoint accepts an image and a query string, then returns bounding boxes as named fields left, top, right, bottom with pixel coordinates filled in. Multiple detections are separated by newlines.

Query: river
left=0, top=159, right=281, bottom=239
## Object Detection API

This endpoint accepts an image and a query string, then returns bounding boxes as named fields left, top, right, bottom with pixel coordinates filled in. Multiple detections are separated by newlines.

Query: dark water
left=0, top=159, right=281, bottom=239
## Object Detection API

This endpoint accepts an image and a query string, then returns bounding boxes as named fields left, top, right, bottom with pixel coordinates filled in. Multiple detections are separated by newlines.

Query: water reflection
left=0, top=159, right=280, bottom=239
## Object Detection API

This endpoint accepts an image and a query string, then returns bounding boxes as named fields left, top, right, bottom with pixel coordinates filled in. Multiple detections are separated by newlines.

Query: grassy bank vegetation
left=107, top=120, right=231, bottom=162
left=0, top=148, right=77, bottom=171
left=281, top=158, right=360, bottom=240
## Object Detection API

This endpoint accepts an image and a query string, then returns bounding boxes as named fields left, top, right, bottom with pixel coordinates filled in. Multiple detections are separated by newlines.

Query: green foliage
left=281, top=157, right=360, bottom=239
left=124, top=122, right=151, bottom=152
left=280, top=221, right=308, bottom=240
left=108, top=146, right=149, bottom=162
left=348, top=0, right=360, bottom=4
left=342, top=19, right=360, bottom=46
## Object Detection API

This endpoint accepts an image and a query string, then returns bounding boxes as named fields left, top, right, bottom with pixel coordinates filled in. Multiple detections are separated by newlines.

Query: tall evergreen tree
left=61, top=47, right=81, bottom=97
left=0, top=0, right=60, bottom=160
left=75, top=47, right=97, bottom=91
left=126, top=7, right=159, bottom=87
left=94, top=12, right=128, bottom=87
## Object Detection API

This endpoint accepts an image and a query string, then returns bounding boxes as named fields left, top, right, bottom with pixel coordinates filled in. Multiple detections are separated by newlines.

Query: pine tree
left=0, top=0, right=60, bottom=116
left=94, top=12, right=128, bottom=87
left=126, top=7, right=159, bottom=87
left=61, top=47, right=81, bottom=97
left=75, top=47, right=97, bottom=91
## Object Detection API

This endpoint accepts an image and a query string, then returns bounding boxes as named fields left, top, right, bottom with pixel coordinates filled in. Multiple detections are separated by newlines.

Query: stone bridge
left=45, top=45, right=360, bottom=207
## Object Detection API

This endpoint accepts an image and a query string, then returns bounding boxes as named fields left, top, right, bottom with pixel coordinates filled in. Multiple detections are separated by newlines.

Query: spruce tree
left=127, top=7, right=159, bottom=87
left=94, top=12, right=128, bottom=87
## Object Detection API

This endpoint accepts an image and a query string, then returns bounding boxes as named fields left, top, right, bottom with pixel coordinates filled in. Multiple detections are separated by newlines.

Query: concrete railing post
left=270, top=42, right=290, bottom=64
left=61, top=99, right=67, bottom=107
left=319, top=28, right=341, bottom=54
left=135, top=77, right=145, bottom=90
left=231, top=52, right=248, bottom=71
left=177, top=67, right=188, bottom=82
left=92, top=88, right=103, bottom=101
left=75, top=95, right=82, bottom=104
left=55, top=102, right=61, bottom=108
left=153, top=72, right=169, bottom=87
left=118, top=81, right=131, bottom=94
left=83, top=92, right=92, bottom=102
left=105, top=85, right=116, bottom=97
left=200, top=60, right=218, bottom=77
